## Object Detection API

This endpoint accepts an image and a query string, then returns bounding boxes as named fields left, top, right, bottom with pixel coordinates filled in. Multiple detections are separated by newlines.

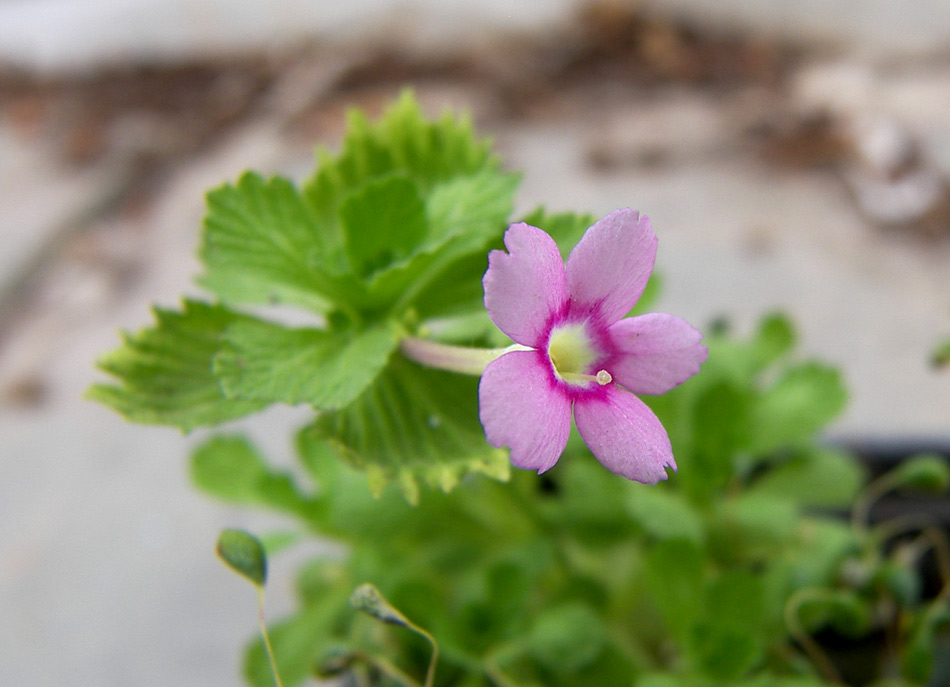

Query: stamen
left=596, top=369, right=612, bottom=385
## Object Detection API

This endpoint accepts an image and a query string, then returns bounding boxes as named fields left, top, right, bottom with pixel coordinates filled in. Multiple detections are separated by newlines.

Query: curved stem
left=851, top=472, right=901, bottom=534
left=783, top=588, right=844, bottom=684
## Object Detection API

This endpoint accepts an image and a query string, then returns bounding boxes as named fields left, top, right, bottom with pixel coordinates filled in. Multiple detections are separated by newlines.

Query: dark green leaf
left=217, top=529, right=267, bottom=586
left=893, top=453, right=950, bottom=492
left=340, top=175, right=427, bottom=277
left=303, top=356, right=509, bottom=504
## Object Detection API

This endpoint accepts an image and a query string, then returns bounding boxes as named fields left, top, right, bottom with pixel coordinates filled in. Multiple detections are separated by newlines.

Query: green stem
left=851, top=471, right=901, bottom=534
left=256, top=588, right=284, bottom=687
left=783, top=588, right=844, bottom=684
left=400, top=337, right=530, bottom=376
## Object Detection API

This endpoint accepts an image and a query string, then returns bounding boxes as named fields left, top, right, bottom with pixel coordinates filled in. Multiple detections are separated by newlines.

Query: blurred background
left=1, top=1, right=949, bottom=684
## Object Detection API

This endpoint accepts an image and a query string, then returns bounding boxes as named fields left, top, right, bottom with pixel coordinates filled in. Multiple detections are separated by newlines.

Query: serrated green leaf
left=217, top=529, right=267, bottom=586
left=302, top=90, right=498, bottom=247
left=361, top=169, right=519, bottom=313
left=340, top=174, right=427, bottom=277
left=748, top=362, right=847, bottom=454
left=213, top=319, right=397, bottom=410
left=200, top=172, right=350, bottom=313
left=87, top=300, right=267, bottom=431
left=302, top=356, right=509, bottom=504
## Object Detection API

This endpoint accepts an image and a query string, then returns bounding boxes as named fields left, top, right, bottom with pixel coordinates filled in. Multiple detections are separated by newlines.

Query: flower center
left=547, top=323, right=612, bottom=387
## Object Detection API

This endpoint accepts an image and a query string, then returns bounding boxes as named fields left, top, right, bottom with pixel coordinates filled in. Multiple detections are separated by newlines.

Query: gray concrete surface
left=1, top=2, right=950, bottom=686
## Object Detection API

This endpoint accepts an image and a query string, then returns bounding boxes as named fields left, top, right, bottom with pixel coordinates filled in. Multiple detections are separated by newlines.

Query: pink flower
left=478, top=209, right=707, bottom=483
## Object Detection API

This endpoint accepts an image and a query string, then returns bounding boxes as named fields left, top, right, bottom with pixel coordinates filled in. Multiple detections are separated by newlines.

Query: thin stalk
left=256, top=588, right=284, bottom=687
left=783, top=589, right=844, bottom=684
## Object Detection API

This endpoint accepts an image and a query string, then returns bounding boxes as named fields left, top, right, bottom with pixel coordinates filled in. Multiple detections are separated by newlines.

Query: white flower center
left=547, top=323, right=612, bottom=387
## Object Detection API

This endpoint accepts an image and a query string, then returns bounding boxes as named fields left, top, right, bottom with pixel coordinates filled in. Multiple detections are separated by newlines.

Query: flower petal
left=479, top=350, right=572, bottom=474
left=608, top=313, right=708, bottom=395
left=565, top=209, right=657, bottom=324
left=573, top=386, right=675, bottom=484
left=483, top=223, right=568, bottom=348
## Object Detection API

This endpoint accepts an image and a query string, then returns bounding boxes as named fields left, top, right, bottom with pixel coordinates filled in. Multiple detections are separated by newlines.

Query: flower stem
left=400, top=337, right=530, bottom=376
left=257, top=587, right=283, bottom=687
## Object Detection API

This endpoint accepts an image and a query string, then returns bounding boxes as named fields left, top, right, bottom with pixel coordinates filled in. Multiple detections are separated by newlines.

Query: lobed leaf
left=301, top=356, right=510, bottom=504
left=213, top=319, right=398, bottom=410
left=87, top=300, right=266, bottom=431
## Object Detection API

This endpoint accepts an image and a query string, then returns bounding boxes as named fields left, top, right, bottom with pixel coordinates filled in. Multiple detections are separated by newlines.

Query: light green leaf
left=526, top=602, right=606, bottom=673
left=302, top=356, right=509, bottom=504
left=213, top=319, right=397, bottom=410
left=691, top=571, right=766, bottom=679
left=200, top=172, right=349, bottom=313
left=340, top=174, right=427, bottom=277
left=302, top=90, right=499, bottom=247
left=643, top=539, right=705, bottom=643
left=87, top=300, right=266, bottom=431
left=748, top=362, right=847, bottom=454
left=748, top=448, right=864, bottom=508
left=626, top=483, right=704, bottom=542
left=190, top=435, right=315, bottom=516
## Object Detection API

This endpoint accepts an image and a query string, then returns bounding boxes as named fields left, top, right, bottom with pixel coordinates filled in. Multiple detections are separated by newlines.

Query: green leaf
left=340, top=174, right=427, bottom=277
left=301, top=356, right=509, bottom=504
left=748, top=448, right=865, bottom=508
left=304, top=91, right=496, bottom=224
left=892, top=453, right=950, bottom=492
left=217, top=529, right=267, bottom=586
left=363, top=169, right=519, bottom=313
left=643, top=539, right=705, bottom=643
left=190, top=435, right=315, bottom=516
left=213, top=319, right=398, bottom=410
left=626, top=483, right=704, bottom=542
left=87, top=300, right=267, bottom=431
left=200, top=172, right=348, bottom=313
left=748, top=362, right=847, bottom=454
left=691, top=571, right=766, bottom=680
left=526, top=602, right=606, bottom=674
